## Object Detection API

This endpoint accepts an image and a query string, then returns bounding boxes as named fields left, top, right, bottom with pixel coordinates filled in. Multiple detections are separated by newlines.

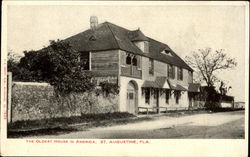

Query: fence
left=7, top=74, right=119, bottom=123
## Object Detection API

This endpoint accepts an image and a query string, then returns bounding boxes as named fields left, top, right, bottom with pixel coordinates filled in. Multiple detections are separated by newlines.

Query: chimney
left=90, top=16, right=98, bottom=30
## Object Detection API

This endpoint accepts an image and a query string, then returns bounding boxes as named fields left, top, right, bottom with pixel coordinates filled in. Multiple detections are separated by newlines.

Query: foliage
left=185, top=48, right=237, bottom=87
left=200, top=86, right=221, bottom=109
left=15, top=40, right=95, bottom=94
left=99, top=81, right=119, bottom=96
left=219, top=81, right=232, bottom=95
left=7, top=50, right=23, bottom=80
left=8, top=112, right=134, bottom=131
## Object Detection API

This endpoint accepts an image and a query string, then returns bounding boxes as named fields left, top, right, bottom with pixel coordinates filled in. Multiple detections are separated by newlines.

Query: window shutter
left=151, top=59, right=154, bottom=75
left=180, top=68, right=183, bottom=80
left=137, top=56, right=141, bottom=69
left=173, top=66, right=175, bottom=79
left=177, top=67, right=180, bottom=80
left=144, top=42, right=149, bottom=53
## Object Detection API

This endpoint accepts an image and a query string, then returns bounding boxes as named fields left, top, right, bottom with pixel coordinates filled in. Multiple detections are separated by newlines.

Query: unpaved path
left=34, top=110, right=245, bottom=139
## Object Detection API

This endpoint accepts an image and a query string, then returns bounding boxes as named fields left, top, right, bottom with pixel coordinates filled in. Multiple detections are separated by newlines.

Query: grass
left=7, top=112, right=151, bottom=138
left=8, top=112, right=135, bottom=131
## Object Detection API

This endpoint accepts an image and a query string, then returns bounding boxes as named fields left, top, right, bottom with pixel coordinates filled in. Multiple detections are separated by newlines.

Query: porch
left=138, top=77, right=188, bottom=114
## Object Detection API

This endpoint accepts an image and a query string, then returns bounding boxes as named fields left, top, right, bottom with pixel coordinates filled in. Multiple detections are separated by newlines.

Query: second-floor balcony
left=121, top=65, right=142, bottom=79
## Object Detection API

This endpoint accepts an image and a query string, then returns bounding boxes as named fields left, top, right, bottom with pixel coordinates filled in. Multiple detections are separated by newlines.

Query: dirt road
left=36, top=110, right=245, bottom=139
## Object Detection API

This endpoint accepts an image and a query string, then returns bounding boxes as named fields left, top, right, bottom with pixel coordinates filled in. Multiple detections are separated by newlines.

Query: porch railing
left=121, top=65, right=142, bottom=79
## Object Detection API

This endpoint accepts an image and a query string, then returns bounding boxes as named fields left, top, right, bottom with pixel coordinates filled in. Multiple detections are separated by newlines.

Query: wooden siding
left=118, top=50, right=193, bottom=86
left=154, top=60, right=168, bottom=77
left=91, top=50, right=119, bottom=77
left=141, top=58, right=191, bottom=87
left=119, top=50, right=142, bottom=79
left=121, top=65, right=142, bottom=79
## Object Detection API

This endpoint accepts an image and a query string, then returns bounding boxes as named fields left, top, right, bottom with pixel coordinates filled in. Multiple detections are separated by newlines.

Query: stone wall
left=11, top=82, right=118, bottom=122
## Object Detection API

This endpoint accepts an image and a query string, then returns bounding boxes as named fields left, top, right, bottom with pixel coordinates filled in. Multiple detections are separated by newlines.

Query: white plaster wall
left=119, top=75, right=189, bottom=112
left=134, top=41, right=145, bottom=52
left=221, top=102, right=233, bottom=108
left=119, top=76, right=144, bottom=112
left=118, top=50, right=192, bottom=112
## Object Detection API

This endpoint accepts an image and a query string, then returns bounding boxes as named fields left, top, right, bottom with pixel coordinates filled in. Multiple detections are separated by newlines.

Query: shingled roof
left=64, top=22, right=193, bottom=71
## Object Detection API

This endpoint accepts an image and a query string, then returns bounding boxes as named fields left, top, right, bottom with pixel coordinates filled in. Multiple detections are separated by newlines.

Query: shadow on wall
left=11, top=82, right=119, bottom=122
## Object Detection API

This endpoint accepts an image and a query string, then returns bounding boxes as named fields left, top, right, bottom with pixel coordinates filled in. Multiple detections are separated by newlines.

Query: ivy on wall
left=98, top=81, right=119, bottom=97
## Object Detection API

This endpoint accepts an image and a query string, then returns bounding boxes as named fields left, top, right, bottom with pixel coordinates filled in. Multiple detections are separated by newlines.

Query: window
left=149, top=58, right=154, bottom=75
left=132, top=56, right=137, bottom=66
left=165, top=90, right=170, bottom=104
left=161, top=50, right=173, bottom=56
left=153, top=90, right=158, bottom=100
left=145, top=88, right=150, bottom=104
left=126, top=55, right=131, bottom=65
left=177, top=67, right=183, bottom=80
left=188, top=70, right=193, bottom=83
left=168, top=64, right=175, bottom=79
left=80, top=52, right=90, bottom=70
left=174, top=91, right=181, bottom=104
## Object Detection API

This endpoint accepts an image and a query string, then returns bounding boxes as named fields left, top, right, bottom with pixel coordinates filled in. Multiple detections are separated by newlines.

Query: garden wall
left=11, top=82, right=119, bottom=122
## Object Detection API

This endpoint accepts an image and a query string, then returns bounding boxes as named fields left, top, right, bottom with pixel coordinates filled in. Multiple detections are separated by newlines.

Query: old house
left=65, top=16, right=200, bottom=114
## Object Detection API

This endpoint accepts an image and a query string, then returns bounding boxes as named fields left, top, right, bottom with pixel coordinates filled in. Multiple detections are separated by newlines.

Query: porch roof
left=169, top=83, right=187, bottom=91
left=188, top=83, right=201, bottom=92
left=142, top=80, right=160, bottom=88
left=155, top=77, right=171, bottom=89
left=142, top=77, right=187, bottom=91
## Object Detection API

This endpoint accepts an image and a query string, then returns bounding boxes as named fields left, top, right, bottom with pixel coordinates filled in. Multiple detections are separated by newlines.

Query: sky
left=7, top=3, right=247, bottom=101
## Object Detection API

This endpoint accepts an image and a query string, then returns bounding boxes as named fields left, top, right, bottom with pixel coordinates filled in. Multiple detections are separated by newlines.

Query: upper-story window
left=177, top=67, right=183, bottom=80
left=122, top=52, right=141, bottom=70
left=149, top=58, right=154, bottom=75
left=132, top=56, right=137, bottom=66
left=168, top=64, right=175, bottom=79
left=126, top=55, right=131, bottom=65
left=188, top=70, right=193, bottom=83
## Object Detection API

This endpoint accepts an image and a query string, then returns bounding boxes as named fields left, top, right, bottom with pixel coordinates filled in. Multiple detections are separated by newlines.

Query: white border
left=1, top=1, right=249, bottom=156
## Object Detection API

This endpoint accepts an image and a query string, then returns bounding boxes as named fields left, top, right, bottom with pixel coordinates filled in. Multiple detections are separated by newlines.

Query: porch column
left=157, top=89, right=160, bottom=114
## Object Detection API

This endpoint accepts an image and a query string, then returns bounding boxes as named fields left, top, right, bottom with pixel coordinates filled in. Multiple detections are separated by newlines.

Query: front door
left=127, top=91, right=135, bottom=114
left=127, top=81, right=137, bottom=114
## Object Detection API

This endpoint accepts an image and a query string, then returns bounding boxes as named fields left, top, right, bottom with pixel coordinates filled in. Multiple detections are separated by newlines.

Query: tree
left=17, top=40, right=95, bottom=94
left=185, top=48, right=237, bottom=87
left=7, top=50, right=24, bottom=80
left=219, top=81, right=232, bottom=95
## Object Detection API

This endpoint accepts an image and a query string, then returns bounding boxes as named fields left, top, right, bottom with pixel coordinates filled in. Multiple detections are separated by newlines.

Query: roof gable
left=64, top=23, right=120, bottom=52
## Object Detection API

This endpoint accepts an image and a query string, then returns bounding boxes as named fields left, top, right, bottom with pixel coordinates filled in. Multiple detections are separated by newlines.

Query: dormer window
left=89, top=35, right=96, bottom=41
left=161, top=49, right=172, bottom=56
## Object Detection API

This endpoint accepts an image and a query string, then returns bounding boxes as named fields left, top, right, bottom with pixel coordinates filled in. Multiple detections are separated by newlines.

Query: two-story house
left=65, top=16, right=200, bottom=114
